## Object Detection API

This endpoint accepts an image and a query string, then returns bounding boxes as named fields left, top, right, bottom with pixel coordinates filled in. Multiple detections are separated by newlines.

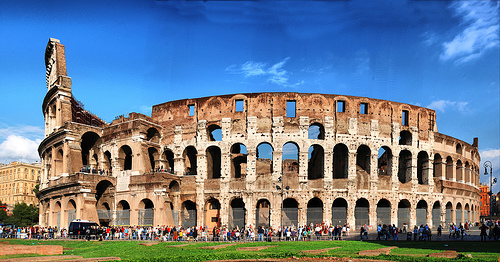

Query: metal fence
left=172, top=210, right=179, bottom=226
left=256, top=208, right=270, bottom=228
left=97, top=210, right=112, bottom=220
left=282, top=208, right=298, bottom=226
left=68, top=210, right=76, bottom=223
left=445, top=209, right=452, bottom=225
left=138, top=209, right=154, bottom=226
left=114, top=210, right=130, bottom=226
left=307, top=207, right=323, bottom=225
left=182, top=209, right=197, bottom=228
left=398, top=208, right=410, bottom=228
left=331, top=207, right=347, bottom=226
left=354, top=207, right=369, bottom=228
left=416, top=208, right=426, bottom=226
left=456, top=209, right=462, bottom=224
left=432, top=208, right=441, bottom=228
left=376, top=207, right=391, bottom=225
left=228, top=208, right=245, bottom=229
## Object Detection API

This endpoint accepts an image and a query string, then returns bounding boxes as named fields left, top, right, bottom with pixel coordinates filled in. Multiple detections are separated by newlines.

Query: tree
left=5, top=202, right=39, bottom=227
left=0, top=201, right=7, bottom=223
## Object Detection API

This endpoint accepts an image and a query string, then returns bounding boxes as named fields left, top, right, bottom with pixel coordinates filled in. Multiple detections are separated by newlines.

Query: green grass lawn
left=1, top=239, right=499, bottom=262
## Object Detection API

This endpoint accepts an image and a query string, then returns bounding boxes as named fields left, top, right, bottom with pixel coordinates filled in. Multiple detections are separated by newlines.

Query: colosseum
left=38, top=38, right=481, bottom=231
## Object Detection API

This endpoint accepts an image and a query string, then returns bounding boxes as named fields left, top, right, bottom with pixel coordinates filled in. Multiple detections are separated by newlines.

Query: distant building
left=479, top=184, right=490, bottom=217
left=0, top=161, right=41, bottom=209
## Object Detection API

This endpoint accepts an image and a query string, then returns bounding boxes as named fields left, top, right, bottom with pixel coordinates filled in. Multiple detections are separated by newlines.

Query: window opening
left=235, top=100, right=244, bottom=112
left=402, top=110, right=409, bottom=126
left=188, top=104, right=195, bottom=117
left=337, top=101, right=345, bottom=113
left=360, top=103, right=368, bottom=114
left=286, top=100, right=296, bottom=118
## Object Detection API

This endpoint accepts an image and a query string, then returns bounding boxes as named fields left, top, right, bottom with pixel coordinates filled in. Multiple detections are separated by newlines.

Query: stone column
left=246, top=149, right=257, bottom=189
left=370, top=153, right=378, bottom=191
left=348, top=150, right=357, bottom=192
left=391, top=155, right=399, bottom=190
left=409, top=205, right=416, bottom=228
left=298, top=150, right=308, bottom=185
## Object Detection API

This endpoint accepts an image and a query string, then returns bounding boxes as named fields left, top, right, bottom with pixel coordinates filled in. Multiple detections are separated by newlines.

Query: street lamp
left=484, top=161, right=494, bottom=223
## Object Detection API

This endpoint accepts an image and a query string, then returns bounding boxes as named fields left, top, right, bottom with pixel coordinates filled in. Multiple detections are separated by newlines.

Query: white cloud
left=426, top=100, right=469, bottom=113
left=0, top=135, right=41, bottom=164
left=226, top=57, right=304, bottom=87
left=421, top=31, right=438, bottom=46
left=440, top=1, right=499, bottom=64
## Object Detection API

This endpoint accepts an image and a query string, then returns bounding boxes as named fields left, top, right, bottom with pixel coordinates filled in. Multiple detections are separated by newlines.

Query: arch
left=181, top=200, right=197, bottom=228
left=398, top=150, right=412, bottom=183
left=138, top=199, right=154, bottom=226
left=456, top=159, right=463, bottom=182
left=205, top=198, right=221, bottom=229
left=356, top=145, right=371, bottom=174
left=169, top=181, right=180, bottom=192
left=456, top=143, right=462, bottom=155
left=432, top=201, right=441, bottom=228
left=81, top=132, right=101, bottom=167
left=231, top=143, right=248, bottom=179
left=95, top=180, right=113, bottom=204
left=307, top=197, right=323, bottom=225
left=207, top=124, right=222, bottom=141
left=112, top=200, right=130, bottom=226
left=67, top=199, right=77, bottom=224
left=308, top=145, right=324, bottom=179
left=446, top=156, right=453, bottom=180
left=183, top=146, right=197, bottom=175
left=54, top=149, right=63, bottom=177
left=308, top=123, right=325, bottom=140
left=464, top=203, right=470, bottom=223
left=376, top=199, right=391, bottom=225
left=229, top=198, right=245, bottom=229
left=456, top=202, right=463, bottom=224
left=399, top=130, right=412, bottom=145
left=417, top=151, right=429, bottom=185
left=118, top=145, right=133, bottom=171
left=355, top=198, right=369, bottom=228
left=416, top=200, right=428, bottom=226
left=256, top=142, right=273, bottom=175
left=54, top=201, right=62, bottom=229
left=465, top=161, right=471, bottom=184
left=397, top=199, right=411, bottom=228
left=282, top=142, right=299, bottom=175
left=332, top=198, right=347, bottom=226
left=445, top=202, right=453, bottom=225
left=333, top=144, right=348, bottom=179
left=146, top=127, right=160, bottom=143
left=103, top=151, right=112, bottom=172
left=206, top=146, right=221, bottom=179
left=377, top=146, right=392, bottom=176
left=283, top=198, right=299, bottom=226
left=164, top=149, right=174, bottom=173
left=256, top=199, right=271, bottom=228
left=148, top=147, right=159, bottom=171
left=433, top=153, right=442, bottom=178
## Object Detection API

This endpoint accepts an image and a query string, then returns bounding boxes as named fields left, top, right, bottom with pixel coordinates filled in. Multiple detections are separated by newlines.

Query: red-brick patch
left=0, top=245, right=63, bottom=256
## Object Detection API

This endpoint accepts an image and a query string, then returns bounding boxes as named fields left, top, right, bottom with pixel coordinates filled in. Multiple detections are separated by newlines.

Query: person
left=258, top=226, right=264, bottom=242
left=376, top=224, right=382, bottom=240
left=437, top=225, right=442, bottom=237
left=392, top=225, right=399, bottom=241
left=479, top=223, right=488, bottom=241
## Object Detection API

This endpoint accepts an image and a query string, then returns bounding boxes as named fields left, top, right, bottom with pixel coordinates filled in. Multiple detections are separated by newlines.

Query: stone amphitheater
left=38, top=38, right=480, bottom=231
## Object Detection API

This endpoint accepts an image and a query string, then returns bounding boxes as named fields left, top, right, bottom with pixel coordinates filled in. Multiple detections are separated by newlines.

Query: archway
left=398, top=199, right=411, bottom=228
left=205, top=199, right=221, bottom=229
left=417, top=151, right=429, bottom=185
left=146, top=127, right=160, bottom=143
left=355, top=198, right=369, bottom=228
left=116, top=200, right=130, bottom=226
left=456, top=203, right=463, bottom=224
left=229, top=198, right=245, bottom=230
left=433, top=153, right=442, bottom=178
left=282, top=142, right=299, bottom=175
left=81, top=132, right=101, bottom=168
left=231, top=143, right=247, bottom=179
left=207, top=124, right=222, bottom=141
left=377, top=146, right=392, bottom=176
left=181, top=201, right=197, bottom=228
left=103, top=151, right=112, bottom=173
left=308, top=123, right=325, bottom=139
left=432, top=201, right=441, bottom=228
left=164, top=149, right=175, bottom=173
left=399, top=130, right=412, bottom=145
left=445, top=202, right=453, bottom=225
left=333, top=144, right=348, bottom=178
left=138, top=199, right=154, bottom=226
left=308, top=145, right=324, bottom=179
left=183, top=146, right=197, bottom=175
left=398, top=150, right=412, bottom=183
left=307, top=198, right=323, bottom=225
left=464, top=203, right=470, bottom=223
left=282, top=198, right=299, bottom=226
left=416, top=200, right=428, bottom=226
left=256, top=143, right=273, bottom=175
left=54, top=201, right=61, bottom=229
left=332, top=198, right=347, bottom=226
left=67, top=199, right=76, bottom=225
left=256, top=199, right=271, bottom=228
left=118, top=145, right=133, bottom=171
left=148, top=147, right=159, bottom=171
left=356, top=145, right=371, bottom=174
left=456, top=160, right=463, bottom=182
left=376, top=199, right=391, bottom=225
left=206, top=146, right=221, bottom=179
left=96, top=180, right=114, bottom=226
left=446, top=157, right=453, bottom=180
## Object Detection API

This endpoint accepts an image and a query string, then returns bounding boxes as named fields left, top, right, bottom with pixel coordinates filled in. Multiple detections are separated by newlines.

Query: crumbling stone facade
left=38, top=38, right=481, bottom=230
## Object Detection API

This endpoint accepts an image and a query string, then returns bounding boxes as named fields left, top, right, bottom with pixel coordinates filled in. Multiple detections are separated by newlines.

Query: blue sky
left=0, top=0, right=498, bottom=191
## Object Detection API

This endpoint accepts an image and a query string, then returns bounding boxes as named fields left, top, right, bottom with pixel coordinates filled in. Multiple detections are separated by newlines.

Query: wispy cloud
left=440, top=1, right=499, bottom=64
left=421, top=31, right=438, bottom=47
left=427, top=100, right=469, bottom=113
left=226, top=57, right=304, bottom=87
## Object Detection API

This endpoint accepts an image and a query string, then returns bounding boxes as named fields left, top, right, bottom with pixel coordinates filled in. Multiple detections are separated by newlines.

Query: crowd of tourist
left=2, top=220, right=500, bottom=242
left=79, top=166, right=110, bottom=176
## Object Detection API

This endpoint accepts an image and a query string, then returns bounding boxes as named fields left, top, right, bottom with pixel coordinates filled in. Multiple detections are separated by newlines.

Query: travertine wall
left=38, top=39, right=480, bottom=231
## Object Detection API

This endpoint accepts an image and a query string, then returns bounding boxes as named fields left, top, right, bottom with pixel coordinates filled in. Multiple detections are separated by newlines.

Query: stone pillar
left=370, top=153, right=378, bottom=191
left=298, top=150, right=308, bottom=185
left=409, top=205, right=416, bottom=228
left=246, top=149, right=257, bottom=189
left=347, top=199, right=355, bottom=229
left=427, top=205, right=433, bottom=228
left=348, top=150, right=357, bottom=191
left=411, top=156, right=418, bottom=190
left=246, top=195, right=255, bottom=228
left=324, top=198, right=332, bottom=225
left=298, top=198, right=307, bottom=226
left=391, top=155, right=399, bottom=190
left=324, top=151, right=333, bottom=181
left=369, top=200, right=377, bottom=227
left=273, top=150, right=282, bottom=182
